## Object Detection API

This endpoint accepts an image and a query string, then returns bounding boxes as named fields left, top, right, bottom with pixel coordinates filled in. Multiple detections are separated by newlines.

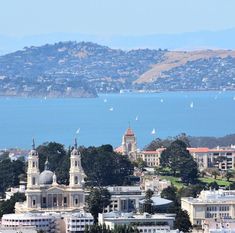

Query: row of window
left=206, top=206, right=229, bottom=212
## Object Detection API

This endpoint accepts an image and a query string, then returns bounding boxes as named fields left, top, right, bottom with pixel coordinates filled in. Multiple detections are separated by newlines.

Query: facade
left=98, top=212, right=177, bottom=233
left=203, top=219, right=235, bottom=233
left=181, top=189, right=235, bottom=226
left=1, top=213, right=57, bottom=233
left=141, top=176, right=171, bottom=192
left=64, top=212, right=94, bottom=233
left=15, top=139, right=86, bottom=213
left=105, top=186, right=144, bottom=212
left=188, top=147, right=235, bottom=171
left=1, top=211, right=94, bottom=233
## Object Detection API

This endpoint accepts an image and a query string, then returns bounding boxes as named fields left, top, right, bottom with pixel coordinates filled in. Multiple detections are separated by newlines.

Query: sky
left=0, top=0, right=235, bottom=37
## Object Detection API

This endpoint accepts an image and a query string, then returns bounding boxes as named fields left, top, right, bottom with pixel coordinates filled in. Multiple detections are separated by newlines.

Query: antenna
left=32, top=138, right=35, bottom=150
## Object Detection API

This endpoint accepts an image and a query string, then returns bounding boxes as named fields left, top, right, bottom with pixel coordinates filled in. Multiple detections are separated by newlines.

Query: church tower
left=69, top=139, right=85, bottom=188
left=27, top=139, right=40, bottom=188
left=122, top=127, right=137, bottom=156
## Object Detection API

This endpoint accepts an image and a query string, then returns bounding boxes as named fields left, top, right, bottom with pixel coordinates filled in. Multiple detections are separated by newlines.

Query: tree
left=0, top=192, right=26, bottom=217
left=207, top=181, right=219, bottom=190
left=180, top=158, right=198, bottom=184
left=225, top=170, right=234, bottom=181
left=81, top=145, right=133, bottom=186
left=211, top=168, right=220, bottom=180
left=160, top=140, right=198, bottom=183
left=161, top=186, right=179, bottom=212
left=133, top=158, right=146, bottom=170
left=86, top=188, right=111, bottom=223
left=179, top=184, right=205, bottom=198
left=143, top=189, right=154, bottom=213
left=37, top=142, right=70, bottom=184
left=174, top=209, right=192, bottom=232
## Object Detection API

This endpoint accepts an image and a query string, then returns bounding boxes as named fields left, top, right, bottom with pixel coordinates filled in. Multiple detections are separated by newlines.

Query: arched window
left=75, top=161, right=78, bottom=167
left=32, top=177, right=36, bottom=185
left=74, top=176, right=78, bottom=184
left=32, top=162, right=35, bottom=167
left=128, top=143, right=132, bottom=152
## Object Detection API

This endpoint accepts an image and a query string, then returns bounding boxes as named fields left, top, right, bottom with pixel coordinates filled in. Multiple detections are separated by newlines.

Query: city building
left=105, top=186, right=144, bottom=212
left=98, top=212, right=177, bottom=233
left=5, top=181, right=26, bottom=200
left=1, top=211, right=94, bottom=233
left=1, top=213, right=57, bottom=233
left=15, top=139, right=86, bottom=213
left=188, top=147, right=235, bottom=171
left=64, top=212, right=94, bottom=233
left=181, top=189, right=235, bottom=226
left=141, top=176, right=171, bottom=192
left=0, top=226, right=37, bottom=233
left=203, top=218, right=235, bottom=233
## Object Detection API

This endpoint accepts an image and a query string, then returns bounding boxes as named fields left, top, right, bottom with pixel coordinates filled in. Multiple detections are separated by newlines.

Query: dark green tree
left=81, top=145, right=133, bottom=186
left=143, top=189, right=154, bottom=213
left=174, top=209, right=192, bottom=232
left=37, top=142, right=70, bottom=184
left=86, top=188, right=111, bottom=223
left=180, top=159, right=198, bottom=184
left=0, top=192, right=26, bottom=217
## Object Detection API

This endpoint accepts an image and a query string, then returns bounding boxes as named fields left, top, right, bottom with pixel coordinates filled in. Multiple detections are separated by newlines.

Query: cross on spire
left=74, top=138, right=78, bottom=149
left=32, top=138, right=35, bottom=150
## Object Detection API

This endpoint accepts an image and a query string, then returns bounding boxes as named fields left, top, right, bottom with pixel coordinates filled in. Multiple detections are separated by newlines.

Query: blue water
left=0, top=91, right=235, bottom=149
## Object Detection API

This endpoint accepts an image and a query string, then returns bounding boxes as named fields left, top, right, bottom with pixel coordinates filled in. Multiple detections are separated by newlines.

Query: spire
left=74, top=138, right=78, bottom=149
left=32, top=138, right=35, bottom=150
left=44, top=157, right=50, bottom=170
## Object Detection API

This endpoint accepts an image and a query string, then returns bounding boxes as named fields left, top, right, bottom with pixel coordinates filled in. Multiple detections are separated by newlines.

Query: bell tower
left=27, top=139, right=40, bottom=188
left=69, top=139, right=85, bottom=188
left=122, top=127, right=137, bottom=157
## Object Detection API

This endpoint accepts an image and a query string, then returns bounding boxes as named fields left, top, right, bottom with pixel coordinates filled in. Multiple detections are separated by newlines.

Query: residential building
left=203, top=218, right=235, bottom=233
left=141, top=176, right=171, bottom=192
left=181, top=189, right=235, bottom=226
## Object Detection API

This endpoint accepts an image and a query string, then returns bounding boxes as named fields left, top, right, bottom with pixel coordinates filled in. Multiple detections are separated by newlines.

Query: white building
left=1, top=211, right=94, bottom=233
left=1, top=213, right=57, bottom=233
left=0, top=226, right=37, bottom=233
left=181, top=189, right=235, bottom=226
left=98, top=212, right=177, bottom=233
left=106, top=186, right=144, bottom=212
left=141, top=176, right=171, bottom=192
left=203, top=219, right=235, bottom=233
left=64, top=212, right=94, bottom=233
left=15, top=139, right=86, bottom=213
left=5, top=181, right=26, bottom=200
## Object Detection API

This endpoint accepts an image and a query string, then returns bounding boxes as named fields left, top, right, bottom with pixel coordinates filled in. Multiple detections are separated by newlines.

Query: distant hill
left=145, top=134, right=235, bottom=150
left=0, top=41, right=235, bottom=97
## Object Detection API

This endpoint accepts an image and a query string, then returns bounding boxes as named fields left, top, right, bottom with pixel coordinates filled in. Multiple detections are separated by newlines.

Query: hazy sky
left=1, top=0, right=235, bottom=36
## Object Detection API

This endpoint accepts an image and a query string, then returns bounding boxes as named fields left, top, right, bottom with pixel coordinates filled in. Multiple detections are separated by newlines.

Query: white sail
left=151, top=128, right=156, bottom=135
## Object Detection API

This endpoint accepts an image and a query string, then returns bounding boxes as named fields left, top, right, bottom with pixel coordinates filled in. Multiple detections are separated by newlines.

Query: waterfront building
left=181, top=189, right=235, bottom=226
left=98, top=212, right=177, bottom=233
left=15, top=139, right=86, bottom=213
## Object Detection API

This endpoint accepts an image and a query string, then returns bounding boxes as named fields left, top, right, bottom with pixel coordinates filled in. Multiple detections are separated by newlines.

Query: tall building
left=15, top=139, right=86, bottom=213
left=121, top=127, right=137, bottom=159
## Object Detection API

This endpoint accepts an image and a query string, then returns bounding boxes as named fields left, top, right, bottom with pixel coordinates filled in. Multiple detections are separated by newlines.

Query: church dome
left=39, top=159, right=54, bottom=185
left=39, top=170, right=54, bottom=185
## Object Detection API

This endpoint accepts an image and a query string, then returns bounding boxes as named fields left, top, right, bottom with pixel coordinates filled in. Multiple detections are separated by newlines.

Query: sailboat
left=151, top=128, right=156, bottom=135
left=76, top=128, right=80, bottom=134
left=109, top=107, right=114, bottom=111
left=104, top=98, right=107, bottom=103
left=160, top=98, right=164, bottom=103
left=190, top=102, right=194, bottom=108
left=135, top=115, right=138, bottom=121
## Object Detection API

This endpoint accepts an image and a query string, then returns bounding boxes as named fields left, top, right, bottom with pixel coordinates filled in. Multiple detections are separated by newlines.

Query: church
left=15, top=139, right=86, bottom=213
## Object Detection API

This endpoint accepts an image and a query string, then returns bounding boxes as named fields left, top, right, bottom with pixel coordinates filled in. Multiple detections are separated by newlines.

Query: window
left=64, top=197, right=67, bottom=204
left=32, top=177, right=36, bottom=185
left=33, top=199, right=36, bottom=206
left=74, top=176, right=78, bottom=184
left=75, top=198, right=78, bottom=205
left=42, top=197, right=46, bottom=204
left=75, top=161, right=78, bottom=167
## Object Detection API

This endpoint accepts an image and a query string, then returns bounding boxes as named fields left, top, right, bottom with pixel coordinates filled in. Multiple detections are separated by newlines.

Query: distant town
left=0, top=42, right=235, bottom=98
